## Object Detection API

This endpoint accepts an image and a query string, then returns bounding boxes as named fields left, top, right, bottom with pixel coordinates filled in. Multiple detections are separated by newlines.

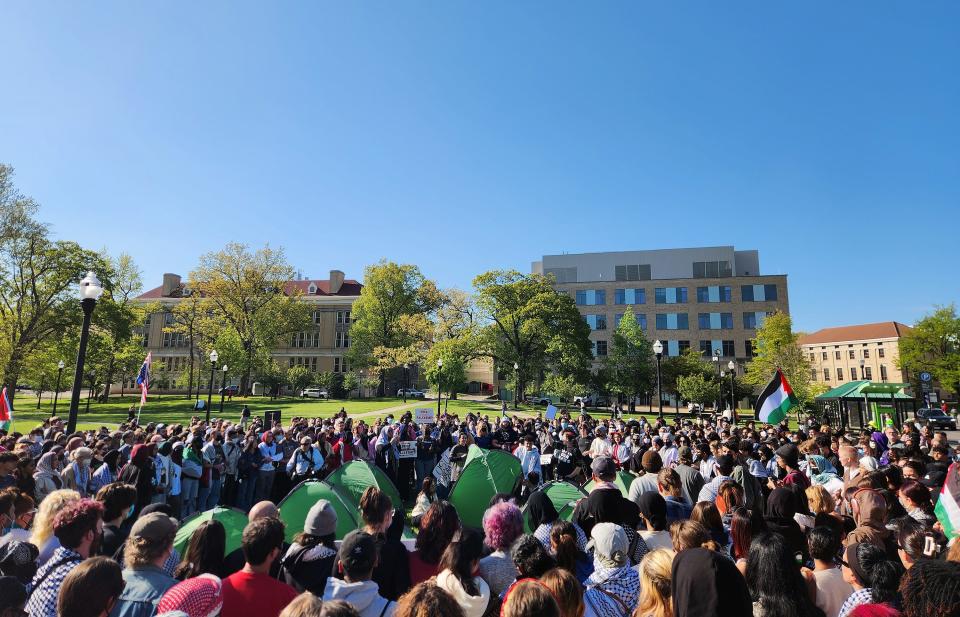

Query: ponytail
left=550, top=521, right=579, bottom=573
left=439, top=527, right=483, bottom=597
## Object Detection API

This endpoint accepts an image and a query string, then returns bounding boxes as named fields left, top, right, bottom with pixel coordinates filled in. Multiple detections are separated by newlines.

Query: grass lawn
left=7, top=394, right=434, bottom=432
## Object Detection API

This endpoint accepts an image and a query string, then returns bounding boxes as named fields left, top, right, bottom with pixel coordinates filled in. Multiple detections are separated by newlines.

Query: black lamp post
left=727, top=360, right=736, bottom=425
left=712, top=350, right=721, bottom=411
left=653, top=340, right=664, bottom=420
left=51, top=360, right=65, bottom=417
left=219, top=363, right=228, bottom=415
left=436, top=358, right=443, bottom=417
left=513, top=362, right=519, bottom=410
left=205, top=349, right=218, bottom=423
left=859, top=358, right=865, bottom=383
left=402, top=363, right=409, bottom=403
left=67, top=272, right=103, bottom=434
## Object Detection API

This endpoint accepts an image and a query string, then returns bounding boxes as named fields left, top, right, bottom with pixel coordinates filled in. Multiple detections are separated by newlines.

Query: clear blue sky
left=2, top=2, right=957, bottom=332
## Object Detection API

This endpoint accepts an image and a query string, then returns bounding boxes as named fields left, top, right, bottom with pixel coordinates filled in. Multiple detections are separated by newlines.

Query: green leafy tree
left=286, top=365, right=314, bottom=396
left=256, top=359, right=287, bottom=399
left=425, top=340, right=469, bottom=400
left=743, top=312, right=820, bottom=407
left=190, top=243, right=311, bottom=395
left=677, top=373, right=720, bottom=407
left=341, top=372, right=360, bottom=397
left=164, top=292, right=211, bottom=399
left=542, top=373, right=581, bottom=404
left=604, top=310, right=654, bottom=408
left=0, top=165, right=109, bottom=404
left=348, top=260, right=442, bottom=394
left=898, top=304, right=960, bottom=397
left=473, top=270, right=592, bottom=405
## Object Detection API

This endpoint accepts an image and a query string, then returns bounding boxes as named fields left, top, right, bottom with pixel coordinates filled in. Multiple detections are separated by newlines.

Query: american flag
left=136, top=352, right=152, bottom=405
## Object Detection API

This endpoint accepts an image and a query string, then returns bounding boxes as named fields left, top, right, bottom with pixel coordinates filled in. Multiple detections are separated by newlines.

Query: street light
left=52, top=360, right=65, bottom=417
left=653, top=340, right=664, bottom=420
left=403, top=363, right=409, bottom=403
left=219, top=364, right=228, bottom=415
left=67, top=272, right=103, bottom=434
left=712, top=350, right=722, bottom=412
left=728, top=360, right=737, bottom=423
left=859, top=358, right=865, bottom=382
left=513, top=362, right=519, bottom=410
left=206, top=349, right=218, bottom=423
left=436, top=358, right=443, bottom=417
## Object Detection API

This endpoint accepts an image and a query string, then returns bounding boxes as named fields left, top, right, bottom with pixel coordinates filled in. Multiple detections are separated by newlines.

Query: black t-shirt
left=553, top=445, right=580, bottom=478
left=496, top=428, right=518, bottom=450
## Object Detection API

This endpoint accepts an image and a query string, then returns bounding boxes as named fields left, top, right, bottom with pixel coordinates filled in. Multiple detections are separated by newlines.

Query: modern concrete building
left=532, top=246, right=789, bottom=366
left=799, top=321, right=913, bottom=387
left=129, top=270, right=363, bottom=392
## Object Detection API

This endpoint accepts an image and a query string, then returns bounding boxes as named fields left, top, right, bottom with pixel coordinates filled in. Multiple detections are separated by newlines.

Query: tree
left=257, top=360, right=287, bottom=399
left=0, top=165, right=109, bottom=404
left=286, top=365, right=314, bottom=396
left=190, top=243, right=311, bottom=395
left=341, top=372, right=360, bottom=397
left=425, top=340, right=469, bottom=401
left=898, top=305, right=960, bottom=397
left=164, top=292, right=210, bottom=399
left=743, top=312, right=820, bottom=407
left=348, top=260, right=442, bottom=394
left=604, top=310, right=654, bottom=409
left=542, top=373, right=581, bottom=404
left=677, top=373, right=720, bottom=408
left=473, top=270, right=592, bottom=405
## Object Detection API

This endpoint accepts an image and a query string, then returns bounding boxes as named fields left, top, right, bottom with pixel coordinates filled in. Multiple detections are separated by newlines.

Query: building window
left=851, top=367, right=858, bottom=380
left=809, top=353, right=815, bottom=362
left=863, top=349, right=870, bottom=359
left=824, top=369, right=830, bottom=381
left=655, top=287, right=688, bottom=304
left=585, top=314, right=607, bottom=330
left=335, top=332, right=349, bottom=348
left=741, top=284, right=778, bottom=302
left=835, top=351, right=841, bottom=360
left=698, top=313, right=734, bottom=329
left=837, top=367, right=843, bottom=381
left=594, top=340, right=608, bottom=357
left=880, top=365, right=887, bottom=380
left=722, top=340, right=735, bottom=356
left=336, top=310, right=351, bottom=324
left=615, top=264, right=651, bottom=281
left=637, top=314, right=647, bottom=330
left=810, top=369, right=818, bottom=381
left=312, top=310, right=322, bottom=325
left=743, top=311, right=768, bottom=329
left=692, top=261, right=732, bottom=278
left=822, top=352, right=827, bottom=360
left=575, top=290, right=606, bottom=305
left=656, top=313, right=689, bottom=330
left=848, top=350, right=855, bottom=359
left=698, top=340, right=712, bottom=355
left=696, top=286, right=732, bottom=303
left=614, top=288, right=645, bottom=305
left=745, top=340, right=754, bottom=358
left=878, top=348, right=885, bottom=358
left=333, top=357, right=349, bottom=373
left=864, top=366, right=872, bottom=380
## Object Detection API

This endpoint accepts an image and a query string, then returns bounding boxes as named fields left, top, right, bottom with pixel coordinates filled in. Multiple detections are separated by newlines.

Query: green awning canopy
left=816, top=380, right=913, bottom=400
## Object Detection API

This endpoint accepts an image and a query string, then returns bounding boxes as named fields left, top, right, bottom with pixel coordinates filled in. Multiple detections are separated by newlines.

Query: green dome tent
left=448, top=445, right=522, bottom=528
left=521, top=481, right=586, bottom=532
left=278, top=480, right=362, bottom=543
left=325, top=461, right=403, bottom=509
left=174, top=506, right=249, bottom=556
left=583, top=470, right=635, bottom=496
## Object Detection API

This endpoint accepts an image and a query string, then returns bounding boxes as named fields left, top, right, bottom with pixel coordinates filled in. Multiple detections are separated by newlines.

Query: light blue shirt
left=258, top=441, right=282, bottom=472
left=286, top=446, right=324, bottom=476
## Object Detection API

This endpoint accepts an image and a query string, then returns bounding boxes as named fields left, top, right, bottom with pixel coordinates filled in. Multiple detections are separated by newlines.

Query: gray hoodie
left=322, top=578, right=396, bottom=617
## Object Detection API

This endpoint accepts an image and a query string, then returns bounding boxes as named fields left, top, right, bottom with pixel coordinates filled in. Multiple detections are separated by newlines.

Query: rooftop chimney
left=329, top=270, right=344, bottom=294
left=162, top=273, right=182, bottom=297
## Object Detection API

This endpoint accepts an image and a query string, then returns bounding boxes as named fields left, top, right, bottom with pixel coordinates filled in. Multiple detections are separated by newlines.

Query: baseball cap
left=586, top=522, right=628, bottom=567
left=641, top=450, right=663, bottom=473
left=130, top=512, right=178, bottom=543
left=304, top=500, right=338, bottom=537
left=338, top=530, right=377, bottom=573
left=590, top=456, right=616, bottom=479
left=921, top=470, right=946, bottom=490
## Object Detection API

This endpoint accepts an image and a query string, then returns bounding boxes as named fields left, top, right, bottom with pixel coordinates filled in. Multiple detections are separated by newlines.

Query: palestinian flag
left=934, top=462, right=960, bottom=539
left=754, top=369, right=798, bottom=424
left=0, top=387, right=11, bottom=429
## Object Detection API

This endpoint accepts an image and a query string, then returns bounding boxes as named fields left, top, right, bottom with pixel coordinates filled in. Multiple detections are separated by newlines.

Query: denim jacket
left=109, top=564, right=177, bottom=617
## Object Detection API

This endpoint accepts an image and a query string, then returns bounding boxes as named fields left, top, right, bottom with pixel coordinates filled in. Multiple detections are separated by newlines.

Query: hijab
left=34, top=452, right=62, bottom=483
left=636, top=492, right=667, bottom=531
left=671, top=547, right=752, bottom=617
left=130, top=444, right=151, bottom=467
left=765, top=487, right=797, bottom=521
left=807, top=454, right=840, bottom=485
left=526, top=490, right=559, bottom=528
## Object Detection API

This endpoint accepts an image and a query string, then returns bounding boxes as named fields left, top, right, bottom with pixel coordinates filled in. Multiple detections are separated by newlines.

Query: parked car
left=575, top=394, right=610, bottom=407
left=915, top=407, right=957, bottom=430
left=524, top=395, right=552, bottom=406
left=397, top=388, right=426, bottom=398
left=301, top=388, right=329, bottom=399
left=218, top=385, right=240, bottom=396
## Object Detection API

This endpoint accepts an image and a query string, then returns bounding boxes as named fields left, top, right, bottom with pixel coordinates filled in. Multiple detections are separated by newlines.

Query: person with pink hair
left=477, top=501, right=523, bottom=598
left=848, top=604, right=901, bottom=617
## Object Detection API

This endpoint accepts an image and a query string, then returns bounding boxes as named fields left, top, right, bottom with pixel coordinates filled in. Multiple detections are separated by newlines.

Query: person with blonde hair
left=394, top=581, right=465, bottom=617
left=540, top=568, right=583, bottom=617
left=279, top=591, right=325, bottom=617
left=634, top=549, right=674, bottom=617
left=29, top=487, right=80, bottom=565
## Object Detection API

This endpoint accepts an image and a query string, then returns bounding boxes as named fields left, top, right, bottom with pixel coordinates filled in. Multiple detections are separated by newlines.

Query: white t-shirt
left=813, top=567, right=853, bottom=617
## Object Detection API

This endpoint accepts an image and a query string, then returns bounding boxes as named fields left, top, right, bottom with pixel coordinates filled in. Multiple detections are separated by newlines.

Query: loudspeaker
left=265, top=410, right=281, bottom=427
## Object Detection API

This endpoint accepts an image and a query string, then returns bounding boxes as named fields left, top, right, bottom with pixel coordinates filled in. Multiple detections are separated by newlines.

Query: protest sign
left=399, top=441, right=418, bottom=459
left=545, top=404, right=558, bottom=420
left=414, top=408, right=436, bottom=424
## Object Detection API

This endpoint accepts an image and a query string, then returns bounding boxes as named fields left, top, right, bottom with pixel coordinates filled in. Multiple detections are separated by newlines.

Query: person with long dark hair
left=894, top=519, right=941, bottom=570
left=174, top=519, right=226, bottom=580
left=897, top=480, right=935, bottom=528
left=528, top=490, right=586, bottom=552
left=898, top=559, right=960, bottom=617
left=747, top=532, right=825, bottom=617
left=409, top=500, right=459, bottom=585
left=549, top=520, right=592, bottom=583
left=375, top=508, right=412, bottom=601
left=763, top=487, right=810, bottom=563
left=729, top=506, right=759, bottom=577
left=435, top=528, right=492, bottom=617
left=837, top=543, right=902, bottom=617
left=672, top=546, right=752, bottom=617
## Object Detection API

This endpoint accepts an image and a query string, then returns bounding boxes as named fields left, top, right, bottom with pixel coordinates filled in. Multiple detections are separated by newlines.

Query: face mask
left=127, top=504, right=136, bottom=519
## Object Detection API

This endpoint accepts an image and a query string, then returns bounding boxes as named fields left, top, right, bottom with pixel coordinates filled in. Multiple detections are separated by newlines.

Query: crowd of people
left=0, top=404, right=959, bottom=617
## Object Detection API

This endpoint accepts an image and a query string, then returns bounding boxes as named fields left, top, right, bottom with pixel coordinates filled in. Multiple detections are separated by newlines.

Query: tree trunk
left=2, top=349, right=24, bottom=411
left=243, top=343, right=254, bottom=396
left=100, top=355, right=116, bottom=403
left=36, top=378, right=45, bottom=409
left=186, top=337, right=195, bottom=399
